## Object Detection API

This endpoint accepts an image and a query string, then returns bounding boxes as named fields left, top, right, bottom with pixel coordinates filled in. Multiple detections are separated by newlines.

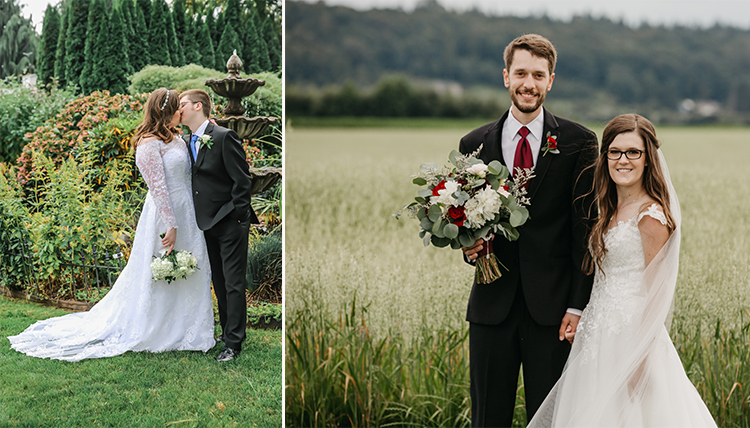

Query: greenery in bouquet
left=396, top=145, right=532, bottom=283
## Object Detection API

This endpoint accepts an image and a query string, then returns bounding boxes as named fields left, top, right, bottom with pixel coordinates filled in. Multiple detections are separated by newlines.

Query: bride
left=527, top=114, right=716, bottom=427
left=8, top=88, right=215, bottom=361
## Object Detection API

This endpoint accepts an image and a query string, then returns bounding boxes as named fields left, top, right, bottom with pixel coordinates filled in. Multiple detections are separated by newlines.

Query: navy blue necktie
left=190, top=134, right=199, bottom=161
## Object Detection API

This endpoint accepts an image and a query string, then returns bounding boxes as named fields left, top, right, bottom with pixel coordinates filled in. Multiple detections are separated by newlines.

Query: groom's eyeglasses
left=606, top=149, right=644, bottom=160
left=180, top=101, right=198, bottom=107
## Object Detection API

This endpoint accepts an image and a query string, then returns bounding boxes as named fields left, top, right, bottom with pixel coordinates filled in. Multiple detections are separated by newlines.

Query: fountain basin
left=249, top=167, right=282, bottom=195
left=214, top=116, right=279, bottom=140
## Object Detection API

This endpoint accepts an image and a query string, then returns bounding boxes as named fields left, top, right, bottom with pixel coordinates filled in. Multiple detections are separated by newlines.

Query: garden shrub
left=0, top=79, right=77, bottom=163
left=25, top=151, right=140, bottom=300
left=0, top=165, right=33, bottom=290
left=247, top=228, right=282, bottom=303
left=15, top=90, right=147, bottom=187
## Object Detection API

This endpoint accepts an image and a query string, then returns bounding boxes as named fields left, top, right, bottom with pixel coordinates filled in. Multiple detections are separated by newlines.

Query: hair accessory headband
left=160, top=90, right=170, bottom=110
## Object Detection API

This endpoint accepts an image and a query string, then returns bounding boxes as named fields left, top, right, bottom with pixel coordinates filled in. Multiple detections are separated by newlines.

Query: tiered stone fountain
left=204, top=50, right=281, bottom=195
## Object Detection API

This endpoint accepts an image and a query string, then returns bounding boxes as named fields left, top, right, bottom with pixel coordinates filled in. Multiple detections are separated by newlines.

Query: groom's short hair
left=504, top=34, right=557, bottom=76
left=180, top=89, right=212, bottom=118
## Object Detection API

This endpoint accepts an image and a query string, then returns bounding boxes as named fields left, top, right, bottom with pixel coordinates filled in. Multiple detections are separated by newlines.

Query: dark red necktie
left=514, top=126, right=533, bottom=183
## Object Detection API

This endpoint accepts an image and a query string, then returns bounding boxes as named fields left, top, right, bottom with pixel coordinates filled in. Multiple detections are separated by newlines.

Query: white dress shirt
left=192, top=119, right=210, bottom=153
left=501, top=105, right=545, bottom=173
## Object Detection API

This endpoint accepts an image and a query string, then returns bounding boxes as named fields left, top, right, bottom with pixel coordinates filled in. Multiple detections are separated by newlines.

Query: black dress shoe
left=216, top=347, right=241, bottom=362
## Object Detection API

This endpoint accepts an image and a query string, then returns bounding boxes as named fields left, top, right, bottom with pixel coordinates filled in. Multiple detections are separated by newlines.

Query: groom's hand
left=559, top=312, right=581, bottom=344
left=461, top=239, right=484, bottom=261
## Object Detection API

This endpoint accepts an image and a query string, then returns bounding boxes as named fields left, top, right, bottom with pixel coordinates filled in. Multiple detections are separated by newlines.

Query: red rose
left=503, top=185, right=510, bottom=191
left=448, top=205, right=466, bottom=226
left=547, top=136, right=558, bottom=149
left=432, top=180, right=447, bottom=196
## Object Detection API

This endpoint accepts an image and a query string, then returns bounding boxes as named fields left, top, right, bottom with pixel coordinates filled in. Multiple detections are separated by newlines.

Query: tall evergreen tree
left=183, top=16, right=201, bottom=65
left=37, top=4, right=60, bottom=85
left=224, top=0, right=243, bottom=51
left=237, top=10, right=261, bottom=73
left=63, top=0, right=90, bottom=90
left=248, top=8, right=270, bottom=72
left=117, top=0, right=136, bottom=74
left=97, top=6, right=129, bottom=94
left=215, top=22, right=243, bottom=73
left=0, top=0, right=38, bottom=79
left=172, top=0, right=188, bottom=63
left=130, top=7, right=150, bottom=71
left=54, top=3, right=69, bottom=86
left=262, top=15, right=280, bottom=72
left=197, top=18, right=215, bottom=70
left=165, top=3, right=183, bottom=66
left=136, top=0, right=151, bottom=28
left=205, top=12, right=216, bottom=62
left=147, top=0, right=170, bottom=65
left=79, top=0, right=105, bottom=93
left=212, top=11, right=224, bottom=55
left=88, top=9, right=109, bottom=91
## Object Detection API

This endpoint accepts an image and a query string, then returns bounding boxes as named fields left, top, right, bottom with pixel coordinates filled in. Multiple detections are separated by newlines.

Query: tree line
left=286, top=1, right=750, bottom=116
left=31, top=0, right=281, bottom=95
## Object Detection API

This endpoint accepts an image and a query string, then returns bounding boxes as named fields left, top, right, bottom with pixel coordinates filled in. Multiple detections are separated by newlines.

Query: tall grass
left=285, top=125, right=750, bottom=426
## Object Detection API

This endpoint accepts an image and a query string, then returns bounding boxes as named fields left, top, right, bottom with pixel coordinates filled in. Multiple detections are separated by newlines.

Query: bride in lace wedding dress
left=8, top=89, right=215, bottom=361
left=528, top=114, right=716, bottom=427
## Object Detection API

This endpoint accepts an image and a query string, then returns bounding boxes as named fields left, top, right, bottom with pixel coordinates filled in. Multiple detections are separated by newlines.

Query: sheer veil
left=527, top=149, right=716, bottom=427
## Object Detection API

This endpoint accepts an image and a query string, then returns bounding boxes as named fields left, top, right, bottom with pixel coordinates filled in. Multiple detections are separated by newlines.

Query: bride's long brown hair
left=584, top=114, right=676, bottom=275
left=132, top=88, right=180, bottom=148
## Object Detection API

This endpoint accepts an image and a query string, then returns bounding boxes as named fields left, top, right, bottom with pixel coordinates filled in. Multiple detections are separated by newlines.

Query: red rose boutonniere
left=543, top=131, right=560, bottom=156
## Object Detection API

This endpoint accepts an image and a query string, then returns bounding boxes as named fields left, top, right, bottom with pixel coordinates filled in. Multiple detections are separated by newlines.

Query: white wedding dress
left=527, top=150, right=716, bottom=427
left=8, top=138, right=215, bottom=361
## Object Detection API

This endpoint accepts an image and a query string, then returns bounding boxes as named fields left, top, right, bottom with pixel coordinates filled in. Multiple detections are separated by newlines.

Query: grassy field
left=1, top=296, right=282, bottom=427
left=285, top=124, right=750, bottom=426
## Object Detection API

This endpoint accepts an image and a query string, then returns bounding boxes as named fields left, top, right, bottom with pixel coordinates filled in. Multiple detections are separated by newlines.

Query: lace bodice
left=577, top=204, right=667, bottom=361
left=135, top=138, right=191, bottom=230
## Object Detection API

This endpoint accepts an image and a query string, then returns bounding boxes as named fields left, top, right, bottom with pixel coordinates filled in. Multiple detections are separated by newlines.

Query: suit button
left=194, top=191, right=199, bottom=195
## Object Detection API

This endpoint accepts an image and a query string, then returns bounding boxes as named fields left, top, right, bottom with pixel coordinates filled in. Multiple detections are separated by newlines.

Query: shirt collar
left=194, top=119, right=210, bottom=137
left=506, top=106, right=545, bottom=140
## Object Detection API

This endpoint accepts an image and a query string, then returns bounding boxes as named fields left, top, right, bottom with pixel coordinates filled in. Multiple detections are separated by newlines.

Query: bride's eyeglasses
left=606, top=149, right=644, bottom=160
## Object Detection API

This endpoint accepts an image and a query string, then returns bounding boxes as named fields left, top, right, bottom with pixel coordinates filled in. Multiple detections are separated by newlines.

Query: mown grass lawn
left=0, top=296, right=281, bottom=428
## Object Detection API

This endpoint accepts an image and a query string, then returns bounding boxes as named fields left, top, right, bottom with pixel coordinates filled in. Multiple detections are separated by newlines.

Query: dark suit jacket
left=459, top=109, right=598, bottom=326
left=186, top=123, right=259, bottom=230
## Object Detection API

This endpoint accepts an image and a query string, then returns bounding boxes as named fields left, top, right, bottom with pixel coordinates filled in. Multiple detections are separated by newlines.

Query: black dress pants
left=470, top=286, right=571, bottom=427
left=204, top=215, right=251, bottom=351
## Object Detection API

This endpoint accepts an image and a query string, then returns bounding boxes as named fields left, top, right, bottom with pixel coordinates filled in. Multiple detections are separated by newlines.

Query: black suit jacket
left=185, top=123, right=259, bottom=230
left=459, top=109, right=598, bottom=326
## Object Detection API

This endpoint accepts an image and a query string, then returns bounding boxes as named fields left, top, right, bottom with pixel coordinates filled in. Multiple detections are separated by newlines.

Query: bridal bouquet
left=151, top=249, right=199, bottom=284
left=395, top=145, right=532, bottom=284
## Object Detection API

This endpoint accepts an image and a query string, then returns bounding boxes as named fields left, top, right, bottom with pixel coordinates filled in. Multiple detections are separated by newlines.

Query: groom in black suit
left=460, top=34, right=597, bottom=427
left=179, top=89, right=259, bottom=362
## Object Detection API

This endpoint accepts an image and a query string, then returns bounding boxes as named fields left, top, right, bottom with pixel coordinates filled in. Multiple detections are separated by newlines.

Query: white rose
left=467, top=163, right=489, bottom=178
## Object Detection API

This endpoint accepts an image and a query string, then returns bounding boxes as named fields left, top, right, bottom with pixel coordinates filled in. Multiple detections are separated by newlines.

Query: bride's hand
left=161, top=228, right=176, bottom=254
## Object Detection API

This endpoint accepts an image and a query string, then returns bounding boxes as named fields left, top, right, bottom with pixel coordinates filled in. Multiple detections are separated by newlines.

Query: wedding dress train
left=528, top=151, right=716, bottom=427
left=8, top=138, right=215, bottom=362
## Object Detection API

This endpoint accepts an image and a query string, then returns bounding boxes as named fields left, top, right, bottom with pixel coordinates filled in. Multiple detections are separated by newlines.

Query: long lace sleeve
left=135, top=140, right=178, bottom=230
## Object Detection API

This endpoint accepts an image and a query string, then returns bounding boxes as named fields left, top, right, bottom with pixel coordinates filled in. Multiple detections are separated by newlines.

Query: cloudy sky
left=19, top=0, right=750, bottom=32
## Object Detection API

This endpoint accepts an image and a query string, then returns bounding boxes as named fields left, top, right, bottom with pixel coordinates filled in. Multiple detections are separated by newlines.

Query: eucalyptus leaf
left=415, top=197, right=426, bottom=204
left=417, top=207, right=427, bottom=219
left=448, top=150, right=461, bottom=167
left=444, top=223, right=459, bottom=239
left=423, top=233, right=432, bottom=247
left=487, top=176, right=500, bottom=190
left=459, top=232, right=475, bottom=248
left=510, top=210, right=525, bottom=227
left=498, top=167, right=509, bottom=181
left=428, top=204, right=442, bottom=222
left=418, top=189, right=433, bottom=198
left=420, top=217, right=433, bottom=231
left=419, top=229, right=426, bottom=238
left=456, top=191, right=470, bottom=205
left=475, top=225, right=491, bottom=239
left=431, top=235, right=451, bottom=248
left=433, top=217, right=445, bottom=237
left=488, top=160, right=504, bottom=175
left=450, top=240, right=462, bottom=250
left=470, top=178, right=486, bottom=188
left=413, top=177, right=427, bottom=186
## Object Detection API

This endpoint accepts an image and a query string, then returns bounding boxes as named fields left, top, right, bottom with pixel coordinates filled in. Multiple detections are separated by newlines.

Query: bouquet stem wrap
left=476, top=236, right=503, bottom=284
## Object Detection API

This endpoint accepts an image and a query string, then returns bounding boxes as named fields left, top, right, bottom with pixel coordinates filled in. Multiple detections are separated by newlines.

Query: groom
left=460, top=34, right=597, bottom=426
left=179, top=89, right=259, bottom=362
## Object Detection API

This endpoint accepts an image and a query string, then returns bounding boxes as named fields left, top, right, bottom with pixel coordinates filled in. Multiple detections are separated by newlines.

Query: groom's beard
left=509, top=88, right=546, bottom=114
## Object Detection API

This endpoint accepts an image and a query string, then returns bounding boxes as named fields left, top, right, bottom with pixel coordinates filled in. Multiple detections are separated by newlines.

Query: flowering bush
left=15, top=90, right=147, bottom=186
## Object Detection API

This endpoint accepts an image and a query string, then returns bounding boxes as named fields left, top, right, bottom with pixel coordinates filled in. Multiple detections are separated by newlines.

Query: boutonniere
left=542, top=131, right=560, bottom=156
left=198, top=134, right=214, bottom=150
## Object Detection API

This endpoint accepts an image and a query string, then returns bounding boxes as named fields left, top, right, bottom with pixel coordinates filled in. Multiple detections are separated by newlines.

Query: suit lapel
left=478, top=111, right=508, bottom=167
left=195, top=123, right=215, bottom=168
left=527, top=109, right=559, bottom=199
left=183, top=134, right=195, bottom=167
